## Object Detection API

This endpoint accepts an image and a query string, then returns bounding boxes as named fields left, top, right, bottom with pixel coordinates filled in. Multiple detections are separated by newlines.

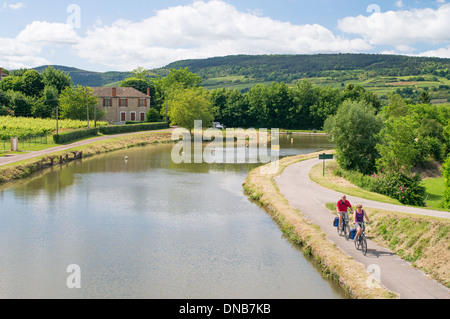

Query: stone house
left=91, top=87, right=151, bottom=124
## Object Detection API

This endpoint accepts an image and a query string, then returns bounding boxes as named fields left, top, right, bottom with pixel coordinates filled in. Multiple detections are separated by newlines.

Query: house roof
left=91, top=87, right=150, bottom=98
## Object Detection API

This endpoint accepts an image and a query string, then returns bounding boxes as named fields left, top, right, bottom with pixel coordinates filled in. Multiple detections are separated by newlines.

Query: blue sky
left=0, top=0, right=449, bottom=71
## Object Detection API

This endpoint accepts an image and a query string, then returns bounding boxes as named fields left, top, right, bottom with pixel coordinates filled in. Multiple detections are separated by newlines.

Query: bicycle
left=337, top=211, right=351, bottom=240
left=354, top=221, right=368, bottom=256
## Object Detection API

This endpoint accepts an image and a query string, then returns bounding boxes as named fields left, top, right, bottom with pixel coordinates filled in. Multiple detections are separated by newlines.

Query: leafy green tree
left=376, top=116, right=422, bottom=171
left=382, top=94, right=408, bottom=118
left=32, top=85, right=59, bottom=118
left=21, top=70, right=45, bottom=98
left=119, top=77, right=153, bottom=95
left=146, top=108, right=161, bottom=123
left=419, top=91, right=431, bottom=104
left=0, top=75, right=23, bottom=92
left=42, top=67, right=72, bottom=94
left=59, top=86, right=101, bottom=121
left=164, top=68, right=202, bottom=90
left=343, top=83, right=381, bottom=111
left=324, top=100, right=383, bottom=174
left=6, top=90, right=33, bottom=117
left=168, top=87, right=214, bottom=133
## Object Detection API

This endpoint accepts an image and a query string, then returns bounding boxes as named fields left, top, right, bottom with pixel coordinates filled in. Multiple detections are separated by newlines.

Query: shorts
left=355, top=222, right=364, bottom=230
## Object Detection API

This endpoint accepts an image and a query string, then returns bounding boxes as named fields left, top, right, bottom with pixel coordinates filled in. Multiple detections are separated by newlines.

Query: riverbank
left=243, top=151, right=397, bottom=299
left=0, top=130, right=174, bottom=184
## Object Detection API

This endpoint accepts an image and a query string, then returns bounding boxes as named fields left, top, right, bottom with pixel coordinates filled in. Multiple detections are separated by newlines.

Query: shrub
left=53, top=128, right=98, bottom=144
left=98, top=122, right=169, bottom=135
left=370, top=169, right=426, bottom=206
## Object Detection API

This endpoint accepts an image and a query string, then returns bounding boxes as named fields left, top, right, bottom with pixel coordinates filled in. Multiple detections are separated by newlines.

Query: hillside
left=32, top=65, right=133, bottom=87
left=32, top=54, right=450, bottom=103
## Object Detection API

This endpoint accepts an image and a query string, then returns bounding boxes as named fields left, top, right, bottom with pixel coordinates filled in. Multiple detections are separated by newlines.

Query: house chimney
left=112, top=87, right=117, bottom=97
left=147, top=87, right=150, bottom=96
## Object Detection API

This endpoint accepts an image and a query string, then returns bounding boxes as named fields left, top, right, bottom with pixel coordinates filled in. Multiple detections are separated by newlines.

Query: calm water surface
left=0, top=134, right=344, bottom=299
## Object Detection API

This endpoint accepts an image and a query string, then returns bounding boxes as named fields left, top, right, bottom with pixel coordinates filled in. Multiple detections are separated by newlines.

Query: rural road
left=0, top=129, right=174, bottom=167
left=276, top=157, right=450, bottom=299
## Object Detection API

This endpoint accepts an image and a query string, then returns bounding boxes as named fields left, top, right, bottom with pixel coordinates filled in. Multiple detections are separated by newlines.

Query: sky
left=0, top=0, right=449, bottom=72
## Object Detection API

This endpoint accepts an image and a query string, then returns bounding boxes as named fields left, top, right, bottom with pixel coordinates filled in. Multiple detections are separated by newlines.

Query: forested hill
left=164, top=54, right=450, bottom=82
left=31, top=54, right=450, bottom=87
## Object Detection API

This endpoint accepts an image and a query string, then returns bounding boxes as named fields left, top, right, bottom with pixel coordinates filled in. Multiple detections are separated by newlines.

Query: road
left=276, top=158, right=449, bottom=299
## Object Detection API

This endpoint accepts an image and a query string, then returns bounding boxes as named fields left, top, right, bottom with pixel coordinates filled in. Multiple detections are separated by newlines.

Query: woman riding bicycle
left=353, top=204, right=370, bottom=243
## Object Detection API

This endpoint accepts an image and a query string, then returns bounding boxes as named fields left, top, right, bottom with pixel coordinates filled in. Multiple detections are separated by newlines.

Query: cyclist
left=336, top=195, right=352, bottom=231
left=353, top=204, right=370, bottom=243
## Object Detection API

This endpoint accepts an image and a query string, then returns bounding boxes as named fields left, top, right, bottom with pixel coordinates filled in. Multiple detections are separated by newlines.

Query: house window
left=103, top=98, right=112, bottom=107
left=140, top=112, right=146, bottom=122
left=139, top=98, right=147, bottom=107
left=119, top=98, right=128, bottom=107
left=130, top=112, right=136, bottom=122
left=120, top=112, right=126, bottom=122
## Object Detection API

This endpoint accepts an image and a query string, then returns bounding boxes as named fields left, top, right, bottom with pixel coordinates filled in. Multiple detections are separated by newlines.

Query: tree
left=59, top=86, right=102, bottom=121
left=6, top=90, right=33, bottom=117
left=120, top=77, right=150, bottom=94
left=164, top=68, right=202, bottom=90
left=168, top=87, right=214, bottom=133
left=21, top=70, right=45, bottom=97
left=42, top=67, right=72, bottom=94
left=32, top=85, right=59, bottom=118
left=376, top=116, right=422, bottom=171
left=419, top=91, right=431, bottom=104
left=324, top=100, right=383, bottom=174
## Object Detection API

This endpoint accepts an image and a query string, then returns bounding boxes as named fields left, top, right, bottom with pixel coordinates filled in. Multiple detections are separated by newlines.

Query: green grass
left=422, top=177, right=446, bottom=209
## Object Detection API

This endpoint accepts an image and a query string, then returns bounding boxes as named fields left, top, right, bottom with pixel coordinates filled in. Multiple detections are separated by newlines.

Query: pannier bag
left=333, top=217, right=339, bottom=227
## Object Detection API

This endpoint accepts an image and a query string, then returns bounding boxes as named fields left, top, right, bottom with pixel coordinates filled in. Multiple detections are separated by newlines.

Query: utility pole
left=86, top=88, right=90, bottom=128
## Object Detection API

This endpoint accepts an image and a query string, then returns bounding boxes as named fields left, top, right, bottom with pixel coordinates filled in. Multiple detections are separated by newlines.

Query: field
left=0, top=116, right=108, bottom=140
left=201, top=73, right=450, bottom=105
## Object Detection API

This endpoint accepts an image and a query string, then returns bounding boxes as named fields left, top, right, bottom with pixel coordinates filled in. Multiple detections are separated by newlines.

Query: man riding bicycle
left=336, top=195, right=352, bottom=231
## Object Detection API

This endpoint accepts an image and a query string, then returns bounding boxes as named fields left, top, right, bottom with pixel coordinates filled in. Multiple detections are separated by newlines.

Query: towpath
left=276, top=157, right=449, bottom=299
left=0, top=128, right=174, bottom=167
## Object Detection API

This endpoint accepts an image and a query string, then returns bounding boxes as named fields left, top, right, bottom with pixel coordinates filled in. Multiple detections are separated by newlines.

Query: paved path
left=276, top=158, right=450, bottom=299
left=0, top=129, right=174, bottom=167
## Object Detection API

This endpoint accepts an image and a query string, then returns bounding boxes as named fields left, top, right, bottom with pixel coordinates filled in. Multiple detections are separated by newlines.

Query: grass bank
left=242, top=150, right=397, bottom=299
left=0, top=131, right=174, bottom=185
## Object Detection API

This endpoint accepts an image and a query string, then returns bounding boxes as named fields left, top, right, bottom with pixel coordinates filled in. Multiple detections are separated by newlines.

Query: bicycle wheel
left=355, top=235, right=360, bottom=249
left=344, top=223, right=351, bottom=240
left=361, top=236, right=368, bottom=255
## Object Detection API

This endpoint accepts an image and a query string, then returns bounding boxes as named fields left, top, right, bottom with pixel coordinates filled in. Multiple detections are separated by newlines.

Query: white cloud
left=73, top=0, right=371, bottom=70
left=0, top=21, right=79, bottom=70
left=17, top=21, right=80, bottom=44
left=338, top=4, right=450, bottom=53
left=418, top=45, right=450, bottom=58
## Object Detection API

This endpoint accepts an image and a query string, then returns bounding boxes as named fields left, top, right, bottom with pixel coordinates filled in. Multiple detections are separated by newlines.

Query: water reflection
left=0, top=134, right=342, bottom=299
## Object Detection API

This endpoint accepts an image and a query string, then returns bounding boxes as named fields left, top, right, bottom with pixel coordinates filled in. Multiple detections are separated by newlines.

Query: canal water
left=0, top=134, right=345, bottom=299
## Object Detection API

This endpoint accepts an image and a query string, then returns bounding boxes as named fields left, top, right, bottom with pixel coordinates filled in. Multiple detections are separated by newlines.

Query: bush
left=442, top=155, right=450, bottom=209
left=53, top=128, right=98, bottom=144
left=336, top=167, right=426, bottom=206
left=370, top=169, right=426, bottom=206
left=98, top=122, right=169, bottom=135
left=146, top=108, right=161, bottom=123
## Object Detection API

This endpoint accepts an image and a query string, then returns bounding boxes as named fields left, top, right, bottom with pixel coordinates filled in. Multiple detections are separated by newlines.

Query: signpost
left=319, top=153, right=334, bottom=176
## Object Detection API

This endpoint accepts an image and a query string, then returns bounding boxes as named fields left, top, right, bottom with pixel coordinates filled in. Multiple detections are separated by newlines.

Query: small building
left=91, top=87, right=151, bottom=124
left=0, top=68, right=9, bottom=81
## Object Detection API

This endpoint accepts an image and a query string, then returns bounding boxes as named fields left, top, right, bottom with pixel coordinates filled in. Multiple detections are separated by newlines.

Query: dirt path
left=276, top=158, right=449, bottom=299
left=0, top=129, right=174, bottom=167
